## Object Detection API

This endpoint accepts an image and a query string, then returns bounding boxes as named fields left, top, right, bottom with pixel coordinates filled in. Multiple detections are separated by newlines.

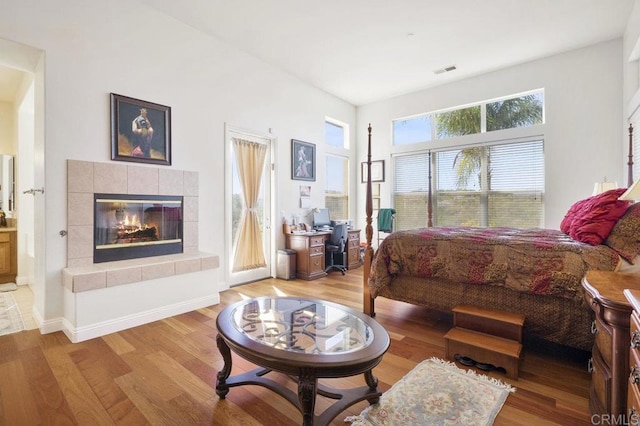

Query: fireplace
left=94, top=193, right=183, bottom=263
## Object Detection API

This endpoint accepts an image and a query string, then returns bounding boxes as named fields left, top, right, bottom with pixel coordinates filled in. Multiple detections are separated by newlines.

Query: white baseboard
left=61, top=293, right=220, bottom=343
left=31, top=305, right=64, bottom=335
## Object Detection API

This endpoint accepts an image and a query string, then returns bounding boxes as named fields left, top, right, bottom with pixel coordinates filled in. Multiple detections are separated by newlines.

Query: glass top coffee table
left=215, top=297, right=390, bottom=426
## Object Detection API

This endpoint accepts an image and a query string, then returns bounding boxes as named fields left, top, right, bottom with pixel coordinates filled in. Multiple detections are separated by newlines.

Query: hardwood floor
left=0, top=268, right=591, bottom=425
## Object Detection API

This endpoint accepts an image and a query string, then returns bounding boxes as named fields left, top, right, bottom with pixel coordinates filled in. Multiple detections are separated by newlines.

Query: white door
left=225, top=126, right=273, bottom=286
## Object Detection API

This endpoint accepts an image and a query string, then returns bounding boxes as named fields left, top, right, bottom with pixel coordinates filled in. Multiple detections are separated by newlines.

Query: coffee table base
left=216, top=337, right=381, bottom=425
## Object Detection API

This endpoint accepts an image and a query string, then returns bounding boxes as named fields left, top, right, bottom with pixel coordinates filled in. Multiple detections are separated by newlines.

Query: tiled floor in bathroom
left=10, top=285, right=37, bottom=330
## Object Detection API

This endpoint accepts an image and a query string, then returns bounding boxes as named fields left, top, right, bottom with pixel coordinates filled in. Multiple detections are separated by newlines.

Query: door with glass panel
left=226, top=128, right=273, bottom=287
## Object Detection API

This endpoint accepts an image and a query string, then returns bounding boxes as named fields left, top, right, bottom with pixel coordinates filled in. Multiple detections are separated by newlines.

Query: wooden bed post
left=629, top=123, right=634, bottom=187
left=428, top=150, right=433, bottom=227
left=363, top=124, right=375, bottom=316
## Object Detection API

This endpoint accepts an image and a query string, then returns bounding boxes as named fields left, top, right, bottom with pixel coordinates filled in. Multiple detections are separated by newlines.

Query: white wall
left=624, top=0, right=640, bottom=108
left=0, top=0, right=357, bottom=327
left=356, top=39, right=624, bottom=230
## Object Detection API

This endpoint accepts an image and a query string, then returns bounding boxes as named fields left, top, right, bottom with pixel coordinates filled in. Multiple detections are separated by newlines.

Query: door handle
left=23, top=187, right=44, bottom=195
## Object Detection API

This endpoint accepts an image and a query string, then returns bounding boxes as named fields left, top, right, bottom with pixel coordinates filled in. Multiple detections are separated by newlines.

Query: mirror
left=0, top=155, right=15, bottom=214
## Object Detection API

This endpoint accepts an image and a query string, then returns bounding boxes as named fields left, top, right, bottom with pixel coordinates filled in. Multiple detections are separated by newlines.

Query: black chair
left=325, top=224, right=348, bottom=275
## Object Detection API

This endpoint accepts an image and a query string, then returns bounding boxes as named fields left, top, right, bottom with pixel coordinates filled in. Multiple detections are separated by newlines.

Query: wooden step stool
left=444, top=304, right=525, bottom=379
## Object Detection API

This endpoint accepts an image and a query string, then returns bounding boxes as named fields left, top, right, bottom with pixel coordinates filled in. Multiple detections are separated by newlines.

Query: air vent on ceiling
left=433, top=65, right=457, bottom=75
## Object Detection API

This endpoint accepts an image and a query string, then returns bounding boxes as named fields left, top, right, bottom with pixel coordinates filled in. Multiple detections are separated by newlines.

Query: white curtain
left=232, top=138, right=267, bottom=272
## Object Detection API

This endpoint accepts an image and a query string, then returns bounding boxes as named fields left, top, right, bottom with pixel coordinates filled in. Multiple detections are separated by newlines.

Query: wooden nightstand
left=582, top=271, right=640, bottom=418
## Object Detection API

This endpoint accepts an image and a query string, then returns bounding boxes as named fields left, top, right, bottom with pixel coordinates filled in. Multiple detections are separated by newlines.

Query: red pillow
left=560, top=198, right=588, bottom=233
left=566, top=188, right=630, bottom=245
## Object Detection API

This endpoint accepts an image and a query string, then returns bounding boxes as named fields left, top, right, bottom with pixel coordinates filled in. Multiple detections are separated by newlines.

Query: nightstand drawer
left=630, top=312, right=640, bottom=405
left=632, top=312, right=640, bottom=368
left=592, top=346, right=612, bottom=412
left=628, top=378, right=640, bottom=423
left=629, top=347, right=640, bottom=402
left=593, top=316, right=613, bottom=367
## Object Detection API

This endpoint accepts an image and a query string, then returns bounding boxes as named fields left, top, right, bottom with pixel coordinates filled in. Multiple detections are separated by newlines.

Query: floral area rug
left=345, top=357, right=515, bottom=426
left=0, top=292, right=24, bottom=337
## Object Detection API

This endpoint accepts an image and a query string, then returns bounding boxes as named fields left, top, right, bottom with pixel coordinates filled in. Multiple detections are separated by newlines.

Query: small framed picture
left=110, top=93, right=171, bottom=165
left=292, top=139, right=316, bottom=181
left=300, top=185, right=311, bottom=196
left=372, top=183, right=380, bottom=197
left=372, top=198, right=380, bottom=210
left=361, top=160, right=385, bottom=183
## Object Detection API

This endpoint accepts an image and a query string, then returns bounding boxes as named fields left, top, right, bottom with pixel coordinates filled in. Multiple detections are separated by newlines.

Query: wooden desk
left=285, top=229, right=361, bottom=281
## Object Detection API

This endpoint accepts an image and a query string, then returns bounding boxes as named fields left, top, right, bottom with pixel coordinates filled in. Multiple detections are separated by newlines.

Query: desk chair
left=377, top=208, right=396, bottom=245
left=325, top=224, right=348, bottom=275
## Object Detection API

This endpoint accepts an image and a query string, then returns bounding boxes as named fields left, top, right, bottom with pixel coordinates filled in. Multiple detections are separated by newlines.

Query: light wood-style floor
left=0, top=268, right=591, bottom=425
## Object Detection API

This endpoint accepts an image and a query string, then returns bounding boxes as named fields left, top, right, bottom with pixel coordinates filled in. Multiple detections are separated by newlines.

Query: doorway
left=0, top=40, right=42, bottom=330
left=225, top=126, right=274, bottom=287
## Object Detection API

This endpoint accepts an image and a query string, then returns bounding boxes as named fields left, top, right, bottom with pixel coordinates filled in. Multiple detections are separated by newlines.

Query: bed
left=361, top=124, right=639, bottom=351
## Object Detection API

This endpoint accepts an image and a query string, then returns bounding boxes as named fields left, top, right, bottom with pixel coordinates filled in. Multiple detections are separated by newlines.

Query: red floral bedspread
left=369, top=227, right=620, bottom=302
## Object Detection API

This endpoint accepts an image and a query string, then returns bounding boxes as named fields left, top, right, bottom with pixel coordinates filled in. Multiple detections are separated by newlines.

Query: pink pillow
left=565, top=188, right=630, bottom=245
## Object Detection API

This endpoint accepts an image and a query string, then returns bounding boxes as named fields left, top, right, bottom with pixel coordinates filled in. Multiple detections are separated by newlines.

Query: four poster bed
left=362, top=124, right=639, bottom=351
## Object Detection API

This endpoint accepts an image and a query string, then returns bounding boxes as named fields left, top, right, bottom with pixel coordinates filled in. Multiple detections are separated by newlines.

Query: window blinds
left=393, top=140, right=544, bottom=230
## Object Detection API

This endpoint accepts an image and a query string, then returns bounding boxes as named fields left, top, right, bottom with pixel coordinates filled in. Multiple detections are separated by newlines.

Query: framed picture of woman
left=291, top=139, right=315, bottom=181
left=110, top=93, right=171, bottom=165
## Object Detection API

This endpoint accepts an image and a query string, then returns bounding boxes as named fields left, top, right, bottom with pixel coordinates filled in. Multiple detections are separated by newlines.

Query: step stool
left=444, top=304, right=525, bottom=379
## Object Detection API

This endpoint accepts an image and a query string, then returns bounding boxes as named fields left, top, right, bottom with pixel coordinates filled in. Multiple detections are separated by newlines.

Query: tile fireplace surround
left=61, top=160, right=219, bottom=343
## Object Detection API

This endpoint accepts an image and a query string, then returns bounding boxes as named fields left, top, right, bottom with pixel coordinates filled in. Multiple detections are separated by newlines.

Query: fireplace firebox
left=94, top=193, right=183, bottom=263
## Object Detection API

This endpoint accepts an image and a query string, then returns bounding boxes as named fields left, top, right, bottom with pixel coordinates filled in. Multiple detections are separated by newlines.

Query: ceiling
left=0, top=2, right=635, bottom=106
left=142, top=0, right=635, bottom=105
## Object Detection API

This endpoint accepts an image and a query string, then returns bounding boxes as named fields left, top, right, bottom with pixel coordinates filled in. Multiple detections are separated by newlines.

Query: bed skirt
left=376, top=275, right=594, bottom=351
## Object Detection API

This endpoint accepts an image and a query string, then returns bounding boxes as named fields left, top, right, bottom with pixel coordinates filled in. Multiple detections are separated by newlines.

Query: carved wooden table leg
left=364, top=369, right=380, bottom=404
left=216, top=334, right=233, bottom=398
left=298, top=368, right=317, bottom=426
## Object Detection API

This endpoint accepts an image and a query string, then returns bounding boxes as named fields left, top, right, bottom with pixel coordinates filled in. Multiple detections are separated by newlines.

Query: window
left=391, top=89, right=544, bottom=229
left=394, top=140, right=544, bottom=229
left=393, top=90, right=543, bottom=145
left=325, top=155, right=348, bottom=220
left=486, top=92, right=543, bottom=131
left=434, top=141, right=544, bottom=227
left=393, top=115, right=434, bottom=145
left=325, top=118, right=349, bottom=220
left=394, top=153, right=430, bottom=230
left=325, top=120, right=346, bottom=148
